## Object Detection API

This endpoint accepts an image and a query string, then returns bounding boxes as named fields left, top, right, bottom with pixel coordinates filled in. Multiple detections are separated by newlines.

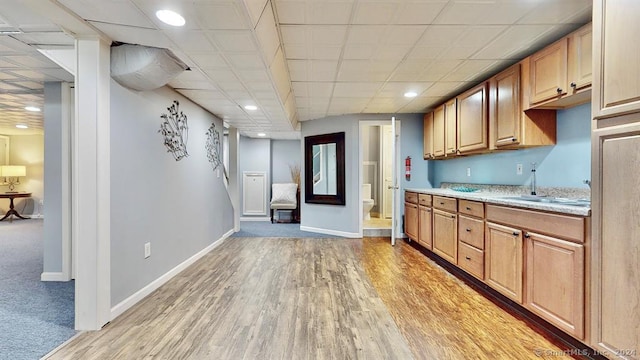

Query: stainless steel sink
left=501, top=195, right=591, bottom=207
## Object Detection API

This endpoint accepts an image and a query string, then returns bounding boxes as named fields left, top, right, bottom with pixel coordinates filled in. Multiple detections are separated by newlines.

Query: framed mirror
left=304, top=132, right=345, bottom=205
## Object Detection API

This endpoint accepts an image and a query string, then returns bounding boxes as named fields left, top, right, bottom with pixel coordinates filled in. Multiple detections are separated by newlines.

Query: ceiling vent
left=110, top=43, right=189, bottom=91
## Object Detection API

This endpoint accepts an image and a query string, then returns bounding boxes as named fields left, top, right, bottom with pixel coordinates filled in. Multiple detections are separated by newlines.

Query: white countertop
left=405, top=188, right=591, bottom=217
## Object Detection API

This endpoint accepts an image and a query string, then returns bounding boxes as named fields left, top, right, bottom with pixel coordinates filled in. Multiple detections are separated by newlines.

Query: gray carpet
left=232, top=221, right=342, bottom=238
left=0, top=219, right=76, bottom=360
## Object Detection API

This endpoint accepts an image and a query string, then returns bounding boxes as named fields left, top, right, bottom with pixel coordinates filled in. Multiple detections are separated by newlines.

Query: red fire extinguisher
left=405, top=156, right=411, bottom=181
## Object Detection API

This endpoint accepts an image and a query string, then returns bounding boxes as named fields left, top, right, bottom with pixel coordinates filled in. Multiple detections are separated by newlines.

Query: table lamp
left=1, top=165, right=26, bottom=193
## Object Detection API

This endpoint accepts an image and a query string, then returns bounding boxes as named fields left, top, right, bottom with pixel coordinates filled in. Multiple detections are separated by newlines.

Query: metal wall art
left=159, top=100, right=189, bottom=161
left=205, top=122, right=222, bottom=170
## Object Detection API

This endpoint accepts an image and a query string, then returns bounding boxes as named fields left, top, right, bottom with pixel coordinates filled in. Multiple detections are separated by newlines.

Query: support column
left=228, top=127, right=241, bottom=231
left=74, top=37, right=111, bottom=330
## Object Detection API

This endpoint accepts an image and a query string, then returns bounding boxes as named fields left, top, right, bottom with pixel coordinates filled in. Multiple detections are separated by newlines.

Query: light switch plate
left=144, top=242, right=151, bottom=258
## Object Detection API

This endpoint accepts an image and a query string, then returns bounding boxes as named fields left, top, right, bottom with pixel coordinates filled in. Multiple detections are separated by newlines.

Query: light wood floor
left=46, top=237, right=569, bottom=359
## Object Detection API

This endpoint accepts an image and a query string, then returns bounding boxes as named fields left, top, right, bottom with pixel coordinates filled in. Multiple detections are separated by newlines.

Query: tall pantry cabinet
left=591, top=1, right=640, bottom=359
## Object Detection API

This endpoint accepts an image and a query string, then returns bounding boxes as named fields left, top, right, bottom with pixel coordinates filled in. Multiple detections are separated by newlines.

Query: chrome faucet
left=583, top=179, right=591, bottom=188
left=530, top=162, right=537, bottom=195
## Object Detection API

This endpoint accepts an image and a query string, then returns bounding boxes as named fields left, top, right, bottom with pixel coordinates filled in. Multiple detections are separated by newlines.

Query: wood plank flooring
left=46, top=236, right=570, bottom=359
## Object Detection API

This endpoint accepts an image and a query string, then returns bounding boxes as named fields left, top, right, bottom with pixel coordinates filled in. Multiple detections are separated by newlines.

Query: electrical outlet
left=466, top=167, right=471, bottom=177
left=516, top=164, right=523, bottom=175
left=144, top=242, right=151, bottom=259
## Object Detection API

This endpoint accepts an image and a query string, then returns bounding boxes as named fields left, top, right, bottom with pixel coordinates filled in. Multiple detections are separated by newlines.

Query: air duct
left=110, top=43, right=189, bottom=91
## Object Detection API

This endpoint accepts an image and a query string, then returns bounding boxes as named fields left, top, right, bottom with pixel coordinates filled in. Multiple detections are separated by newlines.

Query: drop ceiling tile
left=424, top=81, right=471, bottom=97
left=164, top=30, right=216, bottom=53
left=332, top=82, right=382, bottom=97
left=90, top=21, right=173, bottom=49
left=255, top=4, right=280, bottom=65
left=189, top=53, right=228, bottom=69
left=373, top=45, right=414, bottom=61
left=269, top=48, right=292, bottom=100
left=59, top=0, right=154, bottom=28
left=227, top=53, right=265, bottom=69
left=417, top=25, right=466, bottom=47
left=440, top=60, right=499, bottom=82
left=416, top=59, right=463, bottom=81
left=347, top=26, right=386, bottom=44
left=288, top=60, right=338, bottom=82
left=336, top=60, right=398, bottom=82
left=472, top=25, right=556, bottom=60
left=194, top=3, right=249, bottom=30
left=242, top=0, right=269, bottom=28
left=381, top=26, right=427, bottom=45
left=434, top=1, right=537, bottom=25
left=518, top=0, right=592, bottom=25
left=209, top=30, right=257, bottom=52
left=12, top=32, right=75, bottom=46
left=353, top=2, right=398, bottom=25
left=437, top=46, right=480, bottom=60
left=407, top=46, right=449, bottom=61
left=240, top=69, right=272, bottom=83
left=392, top=1, right=448, bottom=25
left=343, top=45, right=375, bottom=60
left=276, top=1, right=353, bottom=24
left=377, top=82, right=433, bottom=98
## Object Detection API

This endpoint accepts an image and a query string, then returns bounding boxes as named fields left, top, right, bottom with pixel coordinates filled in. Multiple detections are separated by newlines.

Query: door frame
left=358, top=119, right=402, bottom=240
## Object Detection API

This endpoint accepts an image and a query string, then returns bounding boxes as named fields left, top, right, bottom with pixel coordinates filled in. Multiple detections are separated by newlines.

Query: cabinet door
left=423, top=112, right=434, bottom=159
left=593, top=0, right=640, bottom=118
left=485, top=222, right=523, bottom=303
left=418, top=205, right=432, bottom=250
left=492, top=63, right=521, bottom=147
left=568, top=23, right=592, bottom=92
left=457, top=82, right=488, bottom=153
left=433, top=209, right=457, bottom=264
left=592, top=124, right=640, bottom=356
left=525, top=232, right=584, bottom=339
left=530, top=38, right=568, bottom=104
left=404, top=202, right=419, bottom=241
left=433, top=105, right=446, bottom=158
left=444, top=99, right=457, bottom=156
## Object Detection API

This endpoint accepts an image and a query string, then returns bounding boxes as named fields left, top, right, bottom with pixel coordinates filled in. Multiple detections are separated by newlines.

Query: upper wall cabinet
left=489, top=61, right=556, bottom=149
left=529, top=23, right=592, bottom=109
left=423, top=112, right=434, bottom=160
left=433, top=105, right=446, bottom=158
left=457, top=82, right=488, bottom=154
left=444, top=98, right=458, bottom=157
left=593, top=3, right=640, bottom=120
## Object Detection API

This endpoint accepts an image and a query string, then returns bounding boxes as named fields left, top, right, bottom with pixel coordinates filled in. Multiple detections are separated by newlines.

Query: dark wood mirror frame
left=304, top=132, right=345, bottom=205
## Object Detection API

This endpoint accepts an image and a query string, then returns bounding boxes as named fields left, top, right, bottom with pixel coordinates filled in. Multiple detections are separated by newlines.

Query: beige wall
left=0, top=134, right=44, bottom=215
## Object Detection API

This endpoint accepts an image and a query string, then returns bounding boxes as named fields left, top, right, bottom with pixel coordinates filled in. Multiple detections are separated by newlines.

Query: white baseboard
left=41, top=272, right=70, bottom=281
left=240, top=216, right=271, bottom=222
left=110, top=228, right=234, bottom=321
left=299, top=225, right=360, bottom=238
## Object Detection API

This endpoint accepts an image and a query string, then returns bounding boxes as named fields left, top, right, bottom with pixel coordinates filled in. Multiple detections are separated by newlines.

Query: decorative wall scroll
left=159, top=100, right=189, bottom=161
left=205, top=122, right=222, bottom=170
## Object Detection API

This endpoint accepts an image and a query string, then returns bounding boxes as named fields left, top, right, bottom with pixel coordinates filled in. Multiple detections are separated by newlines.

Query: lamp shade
left=1, top=165, right=26, bottom=177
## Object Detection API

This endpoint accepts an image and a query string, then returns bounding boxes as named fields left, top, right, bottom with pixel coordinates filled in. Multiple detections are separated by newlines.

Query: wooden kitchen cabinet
left=404, top=195, right=419, bottom=241
left=433, top=208, right=457, bottom=264
left=485, top=222, right=523, bottom=303
left=529, top=23, right=592, bottom=109
left=489, top=61, right=556, bottom=149
left=423, top=112, right=434, bottom=160
left=593, top=1, right=640, bottom=119
left=525, top=232, right=585, bottom=339
left=433, top=105, right=445, bottom=158
left=457, top=82, right=488, bottom=153
left=418, top=204, right=432, bottom=250
left=591, top=122, right=640, bottom=357
left=444, top=98, right=458, bottom=157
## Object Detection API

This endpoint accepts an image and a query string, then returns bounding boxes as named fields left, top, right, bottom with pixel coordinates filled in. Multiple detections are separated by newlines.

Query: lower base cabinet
left=433, top=209, right=457, bottom=264
left=404, top=202, right=418, bottom=241
left=418, top=205, right=432, bottom=250
left=485, top=222, right=523, bottom=303
left=525, top=232, right=585, bottom=339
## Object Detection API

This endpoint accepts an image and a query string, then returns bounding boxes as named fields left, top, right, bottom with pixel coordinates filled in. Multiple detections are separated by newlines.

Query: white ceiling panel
left=0, top=0, right=592, bottom=136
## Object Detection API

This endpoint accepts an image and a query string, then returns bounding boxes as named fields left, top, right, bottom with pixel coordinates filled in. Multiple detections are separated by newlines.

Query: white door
left=242, top=172, right=267, bottom=215
left=382, top=125, right=393, bottom=219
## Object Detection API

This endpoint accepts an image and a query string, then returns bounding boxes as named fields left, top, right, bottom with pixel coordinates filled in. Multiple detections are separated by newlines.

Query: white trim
left=240, top=216, right=271, bottom=222
left=40, top=272, right=68, bottom=282
left=300, top=225, right=360, bottom=238
left=41, top=331, right=85, bottom=359
left=30, top=214, right=44, bottom=219
left=242, top=171, right=268, bottom=215
left=110, top=228, right=234, bottom=321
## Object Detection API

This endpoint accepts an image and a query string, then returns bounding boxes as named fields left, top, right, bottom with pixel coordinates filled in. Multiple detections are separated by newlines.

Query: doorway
left=359, top=120, right=401, bottom=238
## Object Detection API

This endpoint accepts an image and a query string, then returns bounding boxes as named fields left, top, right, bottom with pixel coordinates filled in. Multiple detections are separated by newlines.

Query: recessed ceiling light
left=15, top=124, right=28, bottom=129
left=156, top=9, right=185, bottom=26
left=25, top=106, right=41, bottom=112
left=404, top=91, right=418, bottom=98
left=244, top=105, right=258, bottom=111
left=257, top=133, right=266, bottom=137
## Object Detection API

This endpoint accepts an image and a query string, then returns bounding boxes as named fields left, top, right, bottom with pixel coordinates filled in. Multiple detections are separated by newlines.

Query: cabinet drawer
left=418, top=194, right=432, bottom=207
left=458, top=242, right=484, bottom=279
left=433, top=196, right=457, bottom=212
left=459, top=200, right=484, bottom=218
left=405, top=191, right=418, bottom=204
left=458, top=215, right=485, bottom=249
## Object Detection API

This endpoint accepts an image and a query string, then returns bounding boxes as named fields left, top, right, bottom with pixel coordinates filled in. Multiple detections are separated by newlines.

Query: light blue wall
left=432, top=103, right=591, bottom=188
left=300, top=113, right=426, bottom=235
left=271, top=139, right=301, bottom=184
